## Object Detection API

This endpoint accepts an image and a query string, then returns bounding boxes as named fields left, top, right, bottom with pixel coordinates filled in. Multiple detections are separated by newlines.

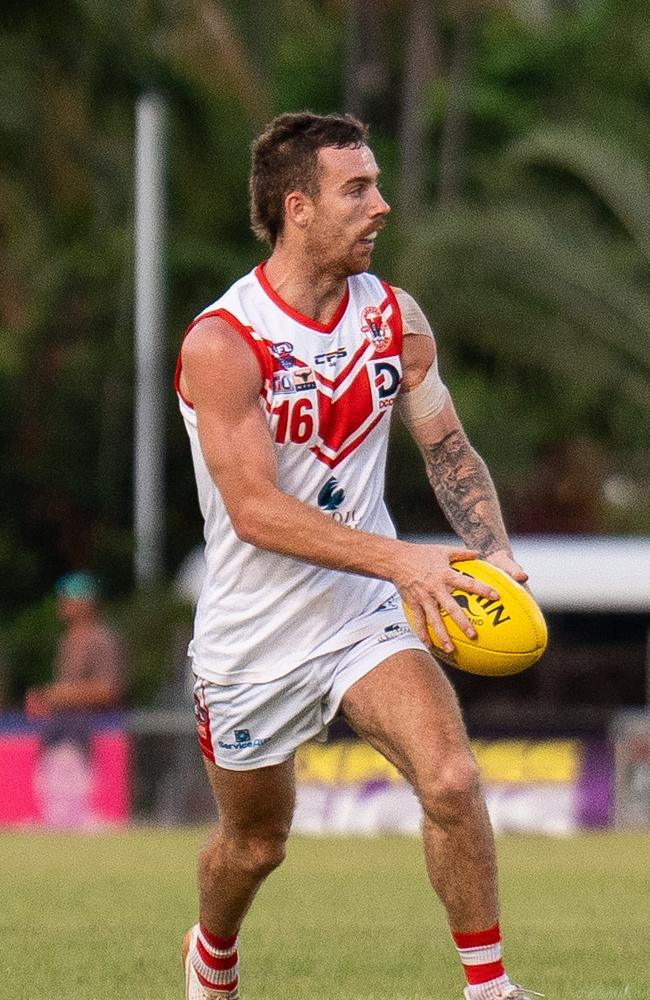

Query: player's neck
left=263, top=248, right=348, bottom=327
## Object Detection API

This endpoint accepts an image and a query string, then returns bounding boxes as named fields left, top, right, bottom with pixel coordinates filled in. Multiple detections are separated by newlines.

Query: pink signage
left=0, top=729, right=131, bottom=828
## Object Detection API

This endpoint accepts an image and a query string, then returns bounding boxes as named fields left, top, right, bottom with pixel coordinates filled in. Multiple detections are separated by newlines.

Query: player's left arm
left=394, top=287, right=527, bottom=584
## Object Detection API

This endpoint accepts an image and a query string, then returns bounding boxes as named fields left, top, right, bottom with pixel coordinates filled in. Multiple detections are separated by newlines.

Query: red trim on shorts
left=255, top=261, right=350, bottom=334
left=174, top=308, right=272, bottom=408
left=452, top=923, right=501, bottom=949
left=194, top=685, right=216, bottom=763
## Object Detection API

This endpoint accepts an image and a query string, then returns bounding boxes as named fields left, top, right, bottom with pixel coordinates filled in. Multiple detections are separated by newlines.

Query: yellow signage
left=295, top=739, right=579, bottom=786
left=472, top=740, right=579, bottom=783
left=296, top=741, right=402, bottom=785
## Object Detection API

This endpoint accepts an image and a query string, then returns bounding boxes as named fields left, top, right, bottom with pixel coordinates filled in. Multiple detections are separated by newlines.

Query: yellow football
left=403, top=558, right=548, bottom=676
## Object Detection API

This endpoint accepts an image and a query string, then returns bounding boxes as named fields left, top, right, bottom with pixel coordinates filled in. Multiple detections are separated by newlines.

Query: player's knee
left=202, top=825, right=288, bottom=882
left=247, top=834, right=288, bottom=876
left=234, top=830, right=288, bottom=878
left=418, top=753, right=481, bottom=824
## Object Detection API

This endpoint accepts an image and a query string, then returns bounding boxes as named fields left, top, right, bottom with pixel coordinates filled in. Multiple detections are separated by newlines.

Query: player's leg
left=185, top=662, right=329, bottom=998
left=340, top=648, right=530, bottom=999
left=184, top=758, right=296, bottom=999
left=340, top=647, right=497, bottom=929
left=199, top=757, right=296, bottom=934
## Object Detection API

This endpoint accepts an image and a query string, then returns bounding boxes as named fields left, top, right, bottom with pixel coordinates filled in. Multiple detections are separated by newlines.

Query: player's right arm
left=180, top=317, right=500, bottom=651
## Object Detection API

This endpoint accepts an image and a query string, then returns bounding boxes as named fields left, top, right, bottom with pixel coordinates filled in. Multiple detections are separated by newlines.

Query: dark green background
left=2, top=1, right=648, bottom=698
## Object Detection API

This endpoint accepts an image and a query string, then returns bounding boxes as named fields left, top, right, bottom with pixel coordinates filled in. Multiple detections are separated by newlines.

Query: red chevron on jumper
left=315, top=363, right=373, bottom=448
left=313, top=339, right=371, bottom=391
left=310, top=363, right=390, bottom=468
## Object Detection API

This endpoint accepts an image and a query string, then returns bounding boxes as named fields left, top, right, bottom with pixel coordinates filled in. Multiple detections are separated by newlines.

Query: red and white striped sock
left=191, top=922, right=240, bottom=996
left=452, top=922, right=513, bottom=1000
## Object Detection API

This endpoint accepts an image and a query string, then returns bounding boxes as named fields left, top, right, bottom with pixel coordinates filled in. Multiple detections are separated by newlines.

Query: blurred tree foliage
left=1, top=0, right=649, bottom=643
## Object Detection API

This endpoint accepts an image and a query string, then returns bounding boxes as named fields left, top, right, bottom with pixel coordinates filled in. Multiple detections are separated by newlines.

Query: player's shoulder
left=389, top=286, right=435, bottom=341
left=184, top=268, right=258, bottom=355
left=179, top=267, right=269, bottom=405
left=388, top=284, right=418, bottom=309
left=180, top=319, right=262, bottom=408
left=181, top=316, right=261, bottom=392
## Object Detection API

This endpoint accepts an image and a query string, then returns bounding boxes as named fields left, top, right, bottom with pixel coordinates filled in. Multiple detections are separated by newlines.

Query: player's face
left=305, top=145, right=390, bottom=276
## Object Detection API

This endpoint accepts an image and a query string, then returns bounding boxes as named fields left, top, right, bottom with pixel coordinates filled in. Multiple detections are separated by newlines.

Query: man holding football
left=176, top=112, right=540, bottom=1000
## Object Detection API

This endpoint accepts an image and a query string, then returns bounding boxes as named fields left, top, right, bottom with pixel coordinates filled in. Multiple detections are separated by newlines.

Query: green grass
left=2, top=830, right=649, bottom=999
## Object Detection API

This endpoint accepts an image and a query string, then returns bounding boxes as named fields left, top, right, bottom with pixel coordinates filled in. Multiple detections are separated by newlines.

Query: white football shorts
left=191, top=595, right=427, bottom=770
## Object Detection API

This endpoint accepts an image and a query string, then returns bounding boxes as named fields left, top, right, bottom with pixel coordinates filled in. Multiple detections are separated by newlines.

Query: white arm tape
left=397, top=363, right=449, bottom=429
left=394, top=287, right=435, bottom=341
left=393, top=286, right=448, bottom=428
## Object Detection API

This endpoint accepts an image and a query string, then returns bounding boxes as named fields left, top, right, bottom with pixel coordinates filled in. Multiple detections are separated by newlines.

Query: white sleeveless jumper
left=176, top=263, right=404, bottom=683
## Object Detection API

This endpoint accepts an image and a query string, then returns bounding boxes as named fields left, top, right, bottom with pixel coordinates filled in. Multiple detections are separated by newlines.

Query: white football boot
left=182, top=925, right=240, bottom=1000
left=463, top=988, right=544, bottom=1000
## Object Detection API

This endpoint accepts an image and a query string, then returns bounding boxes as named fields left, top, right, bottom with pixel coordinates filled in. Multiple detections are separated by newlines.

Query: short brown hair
left=249, top=111, right=369, bottom=247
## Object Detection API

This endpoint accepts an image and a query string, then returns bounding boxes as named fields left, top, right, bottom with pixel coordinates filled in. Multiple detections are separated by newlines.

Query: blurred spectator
left=25, top=572, right=124, bottom=717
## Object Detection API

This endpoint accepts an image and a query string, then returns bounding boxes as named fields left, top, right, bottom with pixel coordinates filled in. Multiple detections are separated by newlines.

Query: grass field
left=2, top=829, right=649, bottom=1000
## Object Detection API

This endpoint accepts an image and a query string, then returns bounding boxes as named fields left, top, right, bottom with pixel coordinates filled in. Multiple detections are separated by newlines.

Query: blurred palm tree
left=392, top=121, right=650, bottom=533
left=401, top=127, right=650, bottom=400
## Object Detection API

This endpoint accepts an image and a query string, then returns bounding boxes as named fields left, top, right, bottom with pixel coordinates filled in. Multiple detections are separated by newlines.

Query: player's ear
left=285, top=190, right=314, bottom=230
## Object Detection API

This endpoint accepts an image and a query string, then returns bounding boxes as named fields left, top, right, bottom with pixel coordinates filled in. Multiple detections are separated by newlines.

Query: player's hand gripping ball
left=404, top=559, right=548, bottom=676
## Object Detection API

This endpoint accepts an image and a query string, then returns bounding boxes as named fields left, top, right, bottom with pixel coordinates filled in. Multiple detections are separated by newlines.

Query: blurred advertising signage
left=293, top=739, right=612, bottom=836
left=0, top=715, right=130, bottom=829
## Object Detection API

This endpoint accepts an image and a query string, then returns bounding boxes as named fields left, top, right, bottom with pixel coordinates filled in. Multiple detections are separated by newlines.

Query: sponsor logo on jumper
left=318, top=476, right=345, bottom=511
left=379, top=622, right=412, bottom=642
left=361, top=305, right=392, bottom=353
left=272, top=366, right=316, bottom=394
left=317, top=477, right=360, bottom=527
left=270, top=341, right=297, bottom=369
left=218, top=728, right=271, bottom=751
left=331, top=510, right=359, bottom=527
left=373, top=361, right=400, bottom=408
left=292, top=366, right=316, bottom=390
left=315, top=348, right=348, bottom=367
left=273, top=371, right=296, bottom=394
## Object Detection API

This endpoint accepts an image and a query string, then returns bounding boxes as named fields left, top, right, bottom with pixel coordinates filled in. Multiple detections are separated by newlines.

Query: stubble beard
left=320, top=242, right=371, bottom=280
left=304, top=222, right=372, bottom=281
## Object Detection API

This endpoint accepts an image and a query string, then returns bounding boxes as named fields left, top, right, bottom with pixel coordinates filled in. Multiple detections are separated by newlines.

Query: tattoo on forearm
left=423, top=430, right=510, bottom=555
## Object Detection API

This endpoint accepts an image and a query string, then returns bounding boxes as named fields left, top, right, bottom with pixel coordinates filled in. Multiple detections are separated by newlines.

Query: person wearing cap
left=25, top=572, right=125, bottom=717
